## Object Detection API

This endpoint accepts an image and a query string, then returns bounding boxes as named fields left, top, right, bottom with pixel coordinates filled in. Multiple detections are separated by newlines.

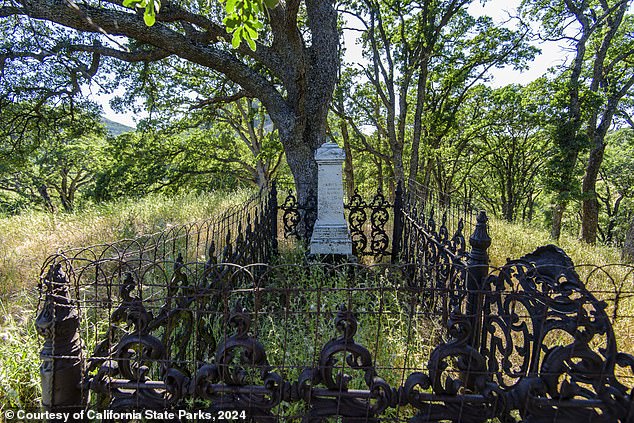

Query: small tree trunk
left=551, top=201, right=566, bottom=240
left=376, top=156, right=384, bottom=193
left=255, top=162, right=269, bottom=190
left=392, top=147, right=405, bottom=183
left=408, top=61, right=429, bottom=190
left=623, top=217, right=634, bottom=262
left=37, top=184, right=56, bottom=213
left=340, top=120, right=355, bottom=199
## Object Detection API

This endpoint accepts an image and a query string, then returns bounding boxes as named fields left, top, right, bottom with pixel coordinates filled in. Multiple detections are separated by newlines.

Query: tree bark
left=409, top=60, right=428, bottom=190
left=37, top=184, right=55, bottom=213
left=623, top=217, right=634, bottom=263
left=580, top=140, right=605, bottom=243
left=551, top=202, right=566, bottom=241
left=340, top=120, right=355, bottom=199
left=579, top=0, right=630, bottom=244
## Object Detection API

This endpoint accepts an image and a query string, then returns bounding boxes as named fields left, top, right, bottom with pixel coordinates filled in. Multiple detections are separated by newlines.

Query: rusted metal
left=36, top=264, right=84, bottom=413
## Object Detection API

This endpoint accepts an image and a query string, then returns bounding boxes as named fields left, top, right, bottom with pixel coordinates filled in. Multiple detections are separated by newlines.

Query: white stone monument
left=309, top=141, right=353, bottom=256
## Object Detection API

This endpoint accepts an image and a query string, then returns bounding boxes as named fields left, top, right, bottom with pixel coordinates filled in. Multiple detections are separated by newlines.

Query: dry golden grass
left=488, top=216, right=634, bottom=360
left=0, top=190, right=252, bottom=298
left=487, top=217, right=624, bottom=268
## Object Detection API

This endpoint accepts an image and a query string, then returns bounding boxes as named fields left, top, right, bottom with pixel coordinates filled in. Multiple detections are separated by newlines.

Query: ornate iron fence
left=50, top=187, right=278, bottom=269
left=36, top=181, right=634, bottom=421
left=36, top=252, right=634, bottom=421
left=279, top=185, right=401, bottom=261
left=278, top=187, right=317, bottom=242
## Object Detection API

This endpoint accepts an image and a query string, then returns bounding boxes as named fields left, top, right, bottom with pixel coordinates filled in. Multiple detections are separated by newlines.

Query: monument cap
left=315, top=141, right=345, bottom=162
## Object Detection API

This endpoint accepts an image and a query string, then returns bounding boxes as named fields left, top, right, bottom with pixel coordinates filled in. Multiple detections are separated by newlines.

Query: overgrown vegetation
left=0, top=191, right=630, bottom=412
left=0, top=294, right=40, bottom=412
left=0, top=190, right=252, bottom=298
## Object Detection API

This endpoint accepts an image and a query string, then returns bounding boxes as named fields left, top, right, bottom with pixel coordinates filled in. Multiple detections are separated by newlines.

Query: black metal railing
left=35, top=181, right=634, bottom=422
left=278, top=184, right=401, bottom=261
left=48, top=187, right=278, bottom=269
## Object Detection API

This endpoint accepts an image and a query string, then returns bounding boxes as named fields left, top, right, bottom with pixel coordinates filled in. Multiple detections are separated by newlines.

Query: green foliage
left=0, top=103, right=107, bottom=213
left=122, top=0, right=161, bottom=26
left=220, top=0, right=268, bottom=50
left=340, top=0, right=537, bottom=189
left=95, top=100, right=284, bottom=200
left=121, top=0, right=280, bottom=45
left=0, top=298, right=40, bottom=411
left=469, top=83, right=549, bottom=222
left=596, top=129, right=634, bottom=245
left=95, top=128, right=242, bottom=200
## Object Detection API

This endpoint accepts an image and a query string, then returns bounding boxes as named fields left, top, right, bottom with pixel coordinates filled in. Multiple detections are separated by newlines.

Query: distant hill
left=102, top=117, right=134, bottom=136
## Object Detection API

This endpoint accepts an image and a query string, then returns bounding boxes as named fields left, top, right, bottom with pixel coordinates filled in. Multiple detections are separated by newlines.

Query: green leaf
left=224, top=16, right=240, bottom=29
left=226, top=0, right=237, bottom=14
left=122, top=0, right=140, bottom=7
left=245, top=34, right=256, bottom=51
left=144, top=1, right=156, bottom=26
left=263, top=0, right=279, bottom=8
left=144, top=11, right=156, bottom=26
left=231, top=28, right=242, bottom=48
left=244, top=21, right=258, bottom=39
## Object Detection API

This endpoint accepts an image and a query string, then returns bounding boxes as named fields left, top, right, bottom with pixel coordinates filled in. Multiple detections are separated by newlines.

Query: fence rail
left=35, top=181, right=634, bottom=422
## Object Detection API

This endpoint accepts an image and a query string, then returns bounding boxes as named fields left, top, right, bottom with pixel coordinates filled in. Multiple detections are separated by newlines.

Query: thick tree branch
left=16, top=0, right=291, bottom=122
left=71, top=43, right=170, bottom=62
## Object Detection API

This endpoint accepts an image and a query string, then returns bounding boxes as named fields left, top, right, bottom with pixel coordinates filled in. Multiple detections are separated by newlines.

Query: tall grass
left=0, top=294, right=40, bottom=412
left=0, top=190, right=251, bottom=412
left=487, top=217, right=623, bottom=267
left=0, top=190, right=252, bottom=298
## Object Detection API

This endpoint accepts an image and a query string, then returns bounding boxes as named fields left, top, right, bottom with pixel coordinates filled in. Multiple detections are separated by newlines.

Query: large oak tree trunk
left=281, top=127, right=321, bottom=207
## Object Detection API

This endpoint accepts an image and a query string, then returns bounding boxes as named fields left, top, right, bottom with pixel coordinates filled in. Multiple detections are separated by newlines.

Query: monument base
left=309, top=223, right=353, bottom=256
left=306, top=252, right=357, bottom=265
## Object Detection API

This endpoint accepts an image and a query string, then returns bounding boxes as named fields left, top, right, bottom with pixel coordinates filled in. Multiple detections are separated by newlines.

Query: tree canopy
left=1, top=0, right=337, bottom=204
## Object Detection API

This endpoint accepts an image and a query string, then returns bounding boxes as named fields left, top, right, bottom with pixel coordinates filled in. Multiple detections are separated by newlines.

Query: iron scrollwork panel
left=280, top=189, right=317, bottom=242
left=344, top=190, right=393, bottom=260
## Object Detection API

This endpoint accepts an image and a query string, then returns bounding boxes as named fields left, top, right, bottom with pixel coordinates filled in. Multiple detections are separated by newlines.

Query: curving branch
left=70, top=43, right=170, bottom=62
left=14, top=0, right=291, bottom=121
left=190, top=90, right=251, bottom=110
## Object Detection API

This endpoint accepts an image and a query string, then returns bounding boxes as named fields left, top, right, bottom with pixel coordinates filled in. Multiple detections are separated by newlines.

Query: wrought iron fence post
left=391, top=180, right=404, bottom=263
left=466, top=211, right=491, bottom=351
left=270, top=181, right=279, bottom=258
left=36, top=264, right=84, bottom=414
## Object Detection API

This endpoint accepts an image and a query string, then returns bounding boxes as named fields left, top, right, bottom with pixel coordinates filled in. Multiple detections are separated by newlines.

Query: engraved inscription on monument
left=310, top=142, right=353, bottom=256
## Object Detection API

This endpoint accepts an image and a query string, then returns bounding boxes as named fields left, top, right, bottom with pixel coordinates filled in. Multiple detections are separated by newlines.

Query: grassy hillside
left=0, top=190, right=253, bottom=410
left=0, top=190, right=252, bottom=298
left=102, top=117, right=134, bottom=136
left=487, top=217, right=624, bottom=267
